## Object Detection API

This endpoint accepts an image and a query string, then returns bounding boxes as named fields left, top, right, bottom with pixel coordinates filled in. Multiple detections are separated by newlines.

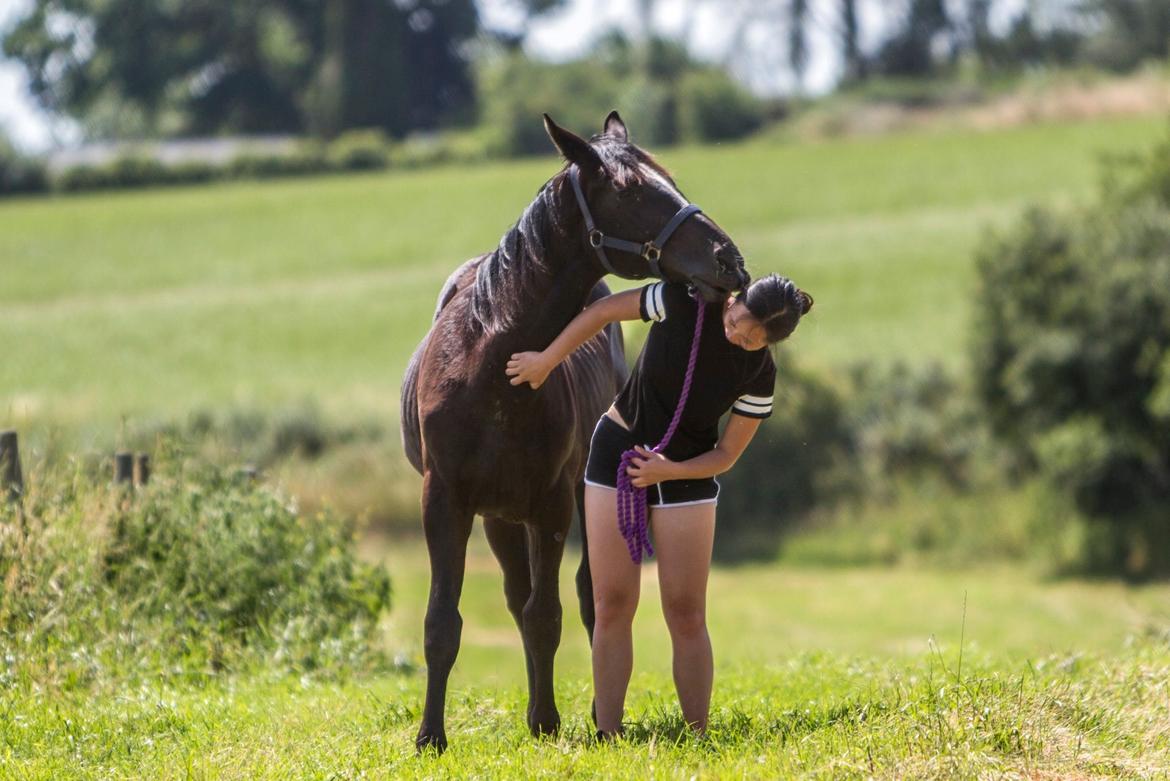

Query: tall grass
left=0, top=452, right=391, bottom=696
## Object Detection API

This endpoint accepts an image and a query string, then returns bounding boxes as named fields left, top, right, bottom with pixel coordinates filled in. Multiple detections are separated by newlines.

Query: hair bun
left=742, top=272, right=813, bottom=344
left=781, top=279, right=802, bottom=313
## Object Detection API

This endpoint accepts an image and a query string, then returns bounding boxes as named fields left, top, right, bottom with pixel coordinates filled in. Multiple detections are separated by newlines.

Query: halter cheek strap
left=569, top=167, right=703, bottom=281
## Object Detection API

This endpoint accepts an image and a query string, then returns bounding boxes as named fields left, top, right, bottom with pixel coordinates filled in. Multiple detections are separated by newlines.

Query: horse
left=400, top=111, right=749, bottom=752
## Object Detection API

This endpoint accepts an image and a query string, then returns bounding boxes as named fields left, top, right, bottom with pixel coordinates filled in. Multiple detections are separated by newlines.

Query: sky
left=0, top=0, right=1027, bottom=153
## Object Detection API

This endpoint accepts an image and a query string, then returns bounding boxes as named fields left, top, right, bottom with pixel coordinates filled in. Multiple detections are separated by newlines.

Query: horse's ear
left=603, top=110, right=628, bottom=142
left=544, top=114, right=603, bottom=175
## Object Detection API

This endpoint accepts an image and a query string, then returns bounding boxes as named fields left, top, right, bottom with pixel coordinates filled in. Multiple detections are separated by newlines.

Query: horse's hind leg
left=484, top=517, right=536, bottom=717
left=573, top=481, right=599, bottom=727
left=574, top=481, right=596, bottom=645
left=416, top=471, right=474, bottom=754
left=523, top=490, right=573, bottom=737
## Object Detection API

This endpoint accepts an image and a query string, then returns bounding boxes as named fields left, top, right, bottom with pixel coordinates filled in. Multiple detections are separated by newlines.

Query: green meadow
left=2, top=115, right=1164, bottom=433
left=5, top=115, right=1170, bottom=778
left=6, top=533, right=1170, bottom=778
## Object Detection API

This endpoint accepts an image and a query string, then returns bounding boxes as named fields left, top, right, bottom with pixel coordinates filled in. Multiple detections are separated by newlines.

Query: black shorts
left=584, top=415, right=719, bottom=507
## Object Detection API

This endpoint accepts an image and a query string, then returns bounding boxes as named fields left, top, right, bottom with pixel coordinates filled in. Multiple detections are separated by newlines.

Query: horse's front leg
left=416, top=470, right=474, bottom=754
left=522, top=487, right=573, bottom=737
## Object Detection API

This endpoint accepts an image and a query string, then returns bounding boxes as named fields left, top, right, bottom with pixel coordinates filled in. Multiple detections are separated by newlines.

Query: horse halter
left=569, top=167, right=703, bottom=280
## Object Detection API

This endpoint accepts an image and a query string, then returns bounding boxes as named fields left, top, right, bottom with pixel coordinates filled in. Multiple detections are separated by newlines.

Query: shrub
left=0, top=455, right=391, bottom=691
left=972, top=135, right=1170, bottom=577
left=845, top=361, right=992, bottom=493
left=55, top=163, right=115, bottom=192
left=676, top=69, right=766, bottom=143
left=715, top=355, right=856, bottom=561
left=326, top=129, right=391, bottom=171
left=478, top=53, right=619, bottom=156
left=228, top=143, right=329, bottom=179
left=0, top=136, right=48, bottom=195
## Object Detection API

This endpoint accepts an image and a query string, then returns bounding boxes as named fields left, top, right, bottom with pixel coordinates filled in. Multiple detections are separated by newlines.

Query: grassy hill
left=2, top=114, right=1165, bottom=436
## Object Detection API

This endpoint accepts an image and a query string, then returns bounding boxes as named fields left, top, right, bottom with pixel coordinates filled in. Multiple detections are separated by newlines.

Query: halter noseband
left=569, top=167, right=703, bottom=280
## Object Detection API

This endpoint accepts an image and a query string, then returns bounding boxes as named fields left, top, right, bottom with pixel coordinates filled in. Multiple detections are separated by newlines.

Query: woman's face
left=722, top=298, right=768, bottom=351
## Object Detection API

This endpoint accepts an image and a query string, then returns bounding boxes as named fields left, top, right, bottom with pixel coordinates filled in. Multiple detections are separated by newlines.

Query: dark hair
left=741, top=273, right=814, bottom=344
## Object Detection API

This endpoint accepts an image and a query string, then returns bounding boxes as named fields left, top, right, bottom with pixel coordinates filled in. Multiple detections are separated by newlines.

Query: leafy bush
left=478, top=54, right=620, bottom=156
left=326, top=129, right=391, bottom=171
left=972, top=135, right=1170, bottom=577
left=0, top=455, right=391, bottom=692
left=715, top=355, right=856, bottom=561
left=478, top=40, right=769, bottom=155
left=676, top=69, right=766, bottom=143
left=0, top=136, right=48, bottom=195
left=845, top=362, right=992, bottom=492
left=228, top=142, right=329, bottom=179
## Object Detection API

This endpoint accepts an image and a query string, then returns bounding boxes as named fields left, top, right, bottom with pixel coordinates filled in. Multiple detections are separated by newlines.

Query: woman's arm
left=626, top=414, right=763, bottom=488
left=506, top=287, right=643, bottom=389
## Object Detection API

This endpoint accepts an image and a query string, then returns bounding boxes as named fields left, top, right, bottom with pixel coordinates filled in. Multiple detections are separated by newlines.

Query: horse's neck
left=474, top=179, right=602, bottom=352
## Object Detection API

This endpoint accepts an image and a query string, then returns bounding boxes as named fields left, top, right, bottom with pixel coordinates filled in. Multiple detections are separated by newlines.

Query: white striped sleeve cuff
left=640, top=282, right=667, bottom=322
left=732, top=393, right=773, bottom=418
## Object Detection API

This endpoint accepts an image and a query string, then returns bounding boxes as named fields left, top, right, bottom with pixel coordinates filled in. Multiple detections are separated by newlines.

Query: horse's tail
left=401, top=256, right=486, bottom=475
left=400, top=340, right=426, bottom=475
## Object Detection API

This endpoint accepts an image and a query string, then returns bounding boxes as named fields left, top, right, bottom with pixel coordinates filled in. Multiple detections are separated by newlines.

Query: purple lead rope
left=615, top=292, right=706, bottom=564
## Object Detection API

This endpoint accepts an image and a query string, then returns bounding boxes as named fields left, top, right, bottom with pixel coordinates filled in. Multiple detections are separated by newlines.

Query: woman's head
left=722, top=273, right=814, bottom=350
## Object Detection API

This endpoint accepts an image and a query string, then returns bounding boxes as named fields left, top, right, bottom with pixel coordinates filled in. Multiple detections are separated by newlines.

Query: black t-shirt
left=613, top=281, right=777, bottom=462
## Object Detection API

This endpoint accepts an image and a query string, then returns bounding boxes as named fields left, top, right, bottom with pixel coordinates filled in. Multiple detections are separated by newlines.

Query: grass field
left=6, top=534, right=1169, bottom=778
left=5, top=115, right=1170, bottom=778
left=2, top=114, right=1166, bottom=437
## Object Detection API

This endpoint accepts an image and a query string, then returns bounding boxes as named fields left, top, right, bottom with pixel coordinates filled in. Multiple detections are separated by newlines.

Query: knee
left=522, top=597, right=562, bottom=636
left=593, top=589, right=637, bottom=630
left=423, top=608, right=463, bottom=660
left=662, top=600, right=706, bottom=639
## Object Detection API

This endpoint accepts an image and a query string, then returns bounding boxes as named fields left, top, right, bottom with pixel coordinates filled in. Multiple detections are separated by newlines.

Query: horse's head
left=544, top=111, right=749, bottom=302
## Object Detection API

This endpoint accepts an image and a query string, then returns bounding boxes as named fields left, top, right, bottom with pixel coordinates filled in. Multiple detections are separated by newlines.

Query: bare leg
left=651, top=501, right=716, bottom=733
left=585, top=484, right=641, bottom=735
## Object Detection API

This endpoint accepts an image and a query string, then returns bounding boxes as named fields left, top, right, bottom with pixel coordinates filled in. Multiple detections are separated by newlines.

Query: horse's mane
left=468, top=136, right=677, bottom=334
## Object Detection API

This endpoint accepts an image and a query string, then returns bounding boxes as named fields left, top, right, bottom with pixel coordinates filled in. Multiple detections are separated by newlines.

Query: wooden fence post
left=136, top=453, right=151, bottom=486
left=0, top=430, right=22, bottom=504
left=114, top=452, right=134, bottom=485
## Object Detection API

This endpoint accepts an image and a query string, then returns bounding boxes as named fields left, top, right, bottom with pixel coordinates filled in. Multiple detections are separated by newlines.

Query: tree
left=839, top=0, right=866, bottom=82
left=873, top=0, right=955, bottom=77
left=1, top=0, right=479, bottom=140
left=789, top=0, right=809, bottom=92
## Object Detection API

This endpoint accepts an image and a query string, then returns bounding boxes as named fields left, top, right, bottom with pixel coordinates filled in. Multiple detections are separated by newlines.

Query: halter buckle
left=589, top=229, right=605, bottom=249
left=641, top=243, right=662, bottom=264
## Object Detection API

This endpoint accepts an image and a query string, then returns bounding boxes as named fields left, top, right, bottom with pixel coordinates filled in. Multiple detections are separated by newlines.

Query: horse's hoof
left=415, top=731, right=448, bottom=755
left=529, top=712, right=561, bottom=738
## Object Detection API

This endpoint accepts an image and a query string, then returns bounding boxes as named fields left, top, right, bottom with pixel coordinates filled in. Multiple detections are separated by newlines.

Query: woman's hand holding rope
left=626, top=445, right=676, bottom=488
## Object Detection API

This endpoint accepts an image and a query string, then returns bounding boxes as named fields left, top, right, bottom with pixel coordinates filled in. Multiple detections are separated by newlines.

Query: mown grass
left=5, top=532, right=1169, bottom=779
left=2, top=115, right=1164, bottom=434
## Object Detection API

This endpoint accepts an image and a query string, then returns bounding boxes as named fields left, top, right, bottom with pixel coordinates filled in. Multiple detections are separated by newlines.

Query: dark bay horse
left=400, top=111, right=748, bottom=752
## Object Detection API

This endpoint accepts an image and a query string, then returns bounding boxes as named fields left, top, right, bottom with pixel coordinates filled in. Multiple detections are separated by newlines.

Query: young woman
left=505, top=273, right=813, bottom=738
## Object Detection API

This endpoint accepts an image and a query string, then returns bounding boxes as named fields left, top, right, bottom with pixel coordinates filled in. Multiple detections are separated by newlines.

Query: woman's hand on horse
left=506, top=351, right=554, bottom=389
left=627, top=445, right=676, bottom=488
